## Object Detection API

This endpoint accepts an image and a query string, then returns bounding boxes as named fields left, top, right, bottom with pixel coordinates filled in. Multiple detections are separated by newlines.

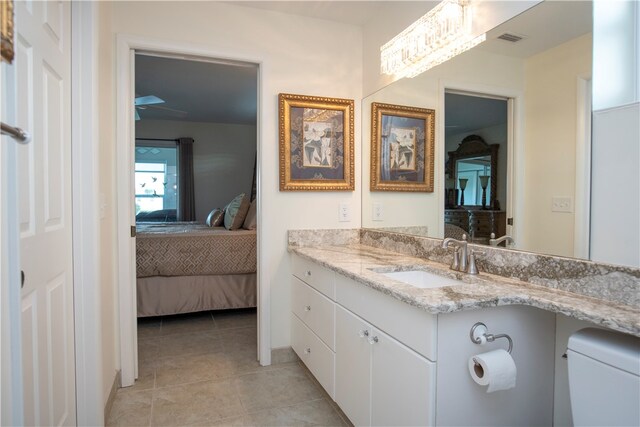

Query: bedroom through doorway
left=131, top=52, right=260, bottom=389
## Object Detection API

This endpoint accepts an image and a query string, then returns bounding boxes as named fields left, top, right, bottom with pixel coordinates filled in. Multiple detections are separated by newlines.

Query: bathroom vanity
left=287, top=229, right=640, bottom=426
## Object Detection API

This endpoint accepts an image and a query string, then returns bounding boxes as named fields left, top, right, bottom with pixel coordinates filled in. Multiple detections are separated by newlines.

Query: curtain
left=177, top=137, right=195, bottom=221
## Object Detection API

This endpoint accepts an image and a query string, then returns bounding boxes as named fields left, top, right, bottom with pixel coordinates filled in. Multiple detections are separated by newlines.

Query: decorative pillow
left=205, top=208, right=224, bottom=227
left=224, top=193, right=250, bottom=230
left=242, top=200, right=257, bottom=230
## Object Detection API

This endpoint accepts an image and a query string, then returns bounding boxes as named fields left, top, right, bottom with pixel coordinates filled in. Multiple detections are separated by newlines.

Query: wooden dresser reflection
left=444, top=209, right=506, bottom=244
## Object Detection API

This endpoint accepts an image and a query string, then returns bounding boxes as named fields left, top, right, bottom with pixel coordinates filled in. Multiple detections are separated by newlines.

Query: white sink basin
left=380, top=270, right=464, bottom=289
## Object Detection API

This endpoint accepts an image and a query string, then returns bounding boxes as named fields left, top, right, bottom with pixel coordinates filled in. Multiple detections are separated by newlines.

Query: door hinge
left=507, top=218, right=514, bottom=226
left=131, top=225, right=136, bottom=237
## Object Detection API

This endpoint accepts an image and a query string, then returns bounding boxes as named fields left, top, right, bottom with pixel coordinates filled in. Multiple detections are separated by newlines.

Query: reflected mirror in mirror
left=362, top=0, right=592, bottom=259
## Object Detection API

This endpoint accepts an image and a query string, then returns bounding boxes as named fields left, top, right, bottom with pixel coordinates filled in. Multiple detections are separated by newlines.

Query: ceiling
left=445, top=93, right=507, bottom=138
left=135, top=1, right=591, bottom=125
left=135, top=54, right=258, bottom=124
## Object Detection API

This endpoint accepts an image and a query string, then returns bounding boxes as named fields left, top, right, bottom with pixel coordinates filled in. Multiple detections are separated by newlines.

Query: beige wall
left=136, top=120, right=257, bottom=222
left=97, top=1, right=363, bottom=402
left=521, top=34, right=592, bottom=257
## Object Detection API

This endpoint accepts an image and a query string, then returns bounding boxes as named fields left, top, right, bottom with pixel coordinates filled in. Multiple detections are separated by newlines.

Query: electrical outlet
left=551, top=197, right=573, bottom=213
left=339, top=202, right=351, bottom=222
left=373, top=202, right=384, bottom=221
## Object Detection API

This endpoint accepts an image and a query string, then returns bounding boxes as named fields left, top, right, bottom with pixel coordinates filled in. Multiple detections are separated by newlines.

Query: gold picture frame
left=370, top=102, right=435, bottom=192
left=1, top=0, right=14, bottom=64
left=279, top=93, right=354, bottom=191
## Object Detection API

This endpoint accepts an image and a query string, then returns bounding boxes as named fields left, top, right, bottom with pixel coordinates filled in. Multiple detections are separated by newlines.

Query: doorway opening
left=444, top=90, right=512, bottom=245
left=121, top=48, right=261, bottom=388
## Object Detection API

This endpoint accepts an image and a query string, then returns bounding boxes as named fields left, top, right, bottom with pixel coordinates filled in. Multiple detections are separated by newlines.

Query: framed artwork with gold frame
left=279, top=93, right=354, bottom=191
left=370, top=102, right=435, bottom=192
left=1, top=0, right=14, bottom=63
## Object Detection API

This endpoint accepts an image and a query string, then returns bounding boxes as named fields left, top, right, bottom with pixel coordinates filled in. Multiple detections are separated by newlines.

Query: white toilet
left=567, top=328, right=640, bottom=427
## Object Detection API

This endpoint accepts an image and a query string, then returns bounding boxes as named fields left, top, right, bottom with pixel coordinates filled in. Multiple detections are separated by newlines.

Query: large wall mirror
left=362, top=0, right=593, bottom=259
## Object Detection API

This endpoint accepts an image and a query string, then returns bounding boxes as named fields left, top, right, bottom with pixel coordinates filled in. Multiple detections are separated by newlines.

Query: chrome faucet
left=489, top=233, right=515, bottom=247
left=442, top=234, right=484, bottom=275
left=442, top=235, right=468, bottom=272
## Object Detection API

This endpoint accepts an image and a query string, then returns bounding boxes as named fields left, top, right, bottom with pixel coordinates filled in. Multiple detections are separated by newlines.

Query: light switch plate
left=339, top=202, right=351, bottom=222
left=552, top=197, right=573, bottom=213
left=373, top=202, right=384, bottom=221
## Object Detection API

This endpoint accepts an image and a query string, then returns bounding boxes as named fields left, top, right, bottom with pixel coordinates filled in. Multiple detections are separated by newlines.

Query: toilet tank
left=567, top=328, right=640, bottom=427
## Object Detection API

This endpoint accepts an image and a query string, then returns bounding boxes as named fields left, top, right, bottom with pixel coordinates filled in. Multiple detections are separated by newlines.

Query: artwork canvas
left=371, top=102, right=435, bottom=192
left=279, top=94, right=354, bottom=191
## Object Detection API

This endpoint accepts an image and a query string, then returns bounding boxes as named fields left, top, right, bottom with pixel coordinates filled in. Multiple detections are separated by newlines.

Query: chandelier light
left=380, top=0, right=486, bottom=78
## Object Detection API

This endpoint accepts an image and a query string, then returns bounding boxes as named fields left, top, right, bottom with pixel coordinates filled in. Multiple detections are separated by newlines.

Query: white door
left=370, top=327, right=435, bottom=427
left=335, top=306, right=371, bottom=426
left=14, top=1, right=76, bottom=425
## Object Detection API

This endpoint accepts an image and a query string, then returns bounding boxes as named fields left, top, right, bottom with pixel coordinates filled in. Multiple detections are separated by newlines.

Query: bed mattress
left=136, top=223, right=257, bottom=277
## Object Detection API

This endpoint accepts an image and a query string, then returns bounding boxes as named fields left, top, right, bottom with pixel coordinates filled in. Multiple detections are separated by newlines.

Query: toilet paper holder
left=469, top=322, right=513, bottom=354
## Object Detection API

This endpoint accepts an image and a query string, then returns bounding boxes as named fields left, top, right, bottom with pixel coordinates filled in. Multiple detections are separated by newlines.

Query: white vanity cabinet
left=290, top=256, right=337, bottom=398
left=291, top=254, right=436, bottom=426
left=336, top=305, right=436, bottom=427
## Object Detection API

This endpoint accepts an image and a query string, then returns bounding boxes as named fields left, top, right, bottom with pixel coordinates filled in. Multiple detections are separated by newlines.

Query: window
left=134, top=145, right=178, bottom=221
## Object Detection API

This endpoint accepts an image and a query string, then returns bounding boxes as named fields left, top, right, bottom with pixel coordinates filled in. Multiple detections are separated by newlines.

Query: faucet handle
left=467, top=249, right=485, bottom=275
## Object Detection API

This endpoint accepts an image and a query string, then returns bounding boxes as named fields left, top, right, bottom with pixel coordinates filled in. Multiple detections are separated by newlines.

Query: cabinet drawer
left=291, top=313, right=335, bottom=399
left=292, top=276, right=336, bottom=350
left=292, top=254, right=336, bottom=300
left=336, top=273, right=437, bottom=361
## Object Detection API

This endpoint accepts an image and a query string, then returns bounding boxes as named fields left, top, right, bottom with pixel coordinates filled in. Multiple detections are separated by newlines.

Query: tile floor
left=107, top=309, right=350, bottom=426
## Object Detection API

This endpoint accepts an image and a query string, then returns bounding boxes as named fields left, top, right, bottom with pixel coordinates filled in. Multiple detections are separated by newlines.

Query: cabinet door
left=336, top=306, right=371, bottom=426
left=371, top=327, right=436, bottom=427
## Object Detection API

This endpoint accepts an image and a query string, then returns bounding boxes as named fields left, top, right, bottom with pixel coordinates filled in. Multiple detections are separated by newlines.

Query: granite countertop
left=289, top=243, right=640, bottom=337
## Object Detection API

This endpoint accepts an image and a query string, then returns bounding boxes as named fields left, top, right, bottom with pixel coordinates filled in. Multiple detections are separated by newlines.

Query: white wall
left=521, top=34, right=592, bottom=258
left=590, top=0, right=640, bottom=267
left=97, top=2, right=363, bottom=385
left=136, top=120, right=257, bottom=221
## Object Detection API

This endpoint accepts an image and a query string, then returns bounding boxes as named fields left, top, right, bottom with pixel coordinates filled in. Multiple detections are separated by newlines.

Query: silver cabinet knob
left=368, top=336, right=379, bottom=345
left=304, top=347, right=311, bottom=354
left=358, top=329, right=369, bottom=338
left=305, top=270, right=312, bottom=277
left=304, top=305, right=311, bottom=312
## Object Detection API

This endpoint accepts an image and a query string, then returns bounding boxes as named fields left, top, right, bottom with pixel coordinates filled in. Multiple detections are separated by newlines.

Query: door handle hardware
left=1, top=122, right=30, bottom=144
left=21, top=270, right=25, bottom=288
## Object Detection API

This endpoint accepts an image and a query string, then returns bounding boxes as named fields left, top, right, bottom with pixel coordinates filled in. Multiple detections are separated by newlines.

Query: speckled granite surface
left=288, top=229, right=359, bottom=247
left=289, top=244, right=640, bottom=337
left=360, top=229, right=640, bottom=307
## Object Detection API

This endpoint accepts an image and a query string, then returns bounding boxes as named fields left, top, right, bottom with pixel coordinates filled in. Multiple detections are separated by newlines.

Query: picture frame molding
left=1, top=0, right=15, bottom=64
left=279, top=93, right=355, bottom=191
left=370, top=102, right=435, bottom=192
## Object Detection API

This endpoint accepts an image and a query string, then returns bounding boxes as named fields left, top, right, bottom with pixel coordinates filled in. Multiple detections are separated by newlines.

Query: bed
left=136, top=222, right=257, bottom=317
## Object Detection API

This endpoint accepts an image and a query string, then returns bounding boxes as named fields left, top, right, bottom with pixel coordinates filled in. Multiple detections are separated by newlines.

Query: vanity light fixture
left=380, top=0, right=486, bottom=78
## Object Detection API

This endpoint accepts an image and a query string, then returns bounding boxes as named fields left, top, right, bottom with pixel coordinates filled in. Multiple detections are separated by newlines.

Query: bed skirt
left=137, top=273, right=257, bottom=317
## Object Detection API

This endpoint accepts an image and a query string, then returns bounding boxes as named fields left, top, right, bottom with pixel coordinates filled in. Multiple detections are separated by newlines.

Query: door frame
left=71, top=2, right=104, bottom=424
left=573, top=76, right=592, bottom=259
left=439, top=81, right=523, bottom=241
left=115, top=34, right=269, bottom=387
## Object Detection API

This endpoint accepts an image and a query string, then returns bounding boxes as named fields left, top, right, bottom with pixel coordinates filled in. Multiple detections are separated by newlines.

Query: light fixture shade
left=459, top=178, right=469, bottom=190
left=479, top=175, right=489, bottom=189
left=380, top=0, right=486, bottom=78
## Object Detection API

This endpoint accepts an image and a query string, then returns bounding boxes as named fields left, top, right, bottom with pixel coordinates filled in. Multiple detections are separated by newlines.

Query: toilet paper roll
left=468, top=349, right=517, bottom=393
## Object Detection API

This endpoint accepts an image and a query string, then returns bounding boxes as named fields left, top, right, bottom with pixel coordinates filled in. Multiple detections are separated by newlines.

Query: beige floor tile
left=160, top=312, right=216, bottom=336
left=213, top=308, right=257, bottom=330
left=156, top=331, right=222, bottom=359
left=220, top=327, right=257, bottom=353
left=243, top=399, right=347, bottom=426
left=151, top=378, right=245, bottom=426
left=234, top=364, right=324, bottom=413
left=126, top=361, right=156, bottom=392
left=155, top=351, right=240, bottom=387
left=208, top=415, right=247, bottom=426
left=137, top=317, right=162, bottom=339
left=138, top=338, right=160, bottom=362
left=106, top=389, right=153, bottom=427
